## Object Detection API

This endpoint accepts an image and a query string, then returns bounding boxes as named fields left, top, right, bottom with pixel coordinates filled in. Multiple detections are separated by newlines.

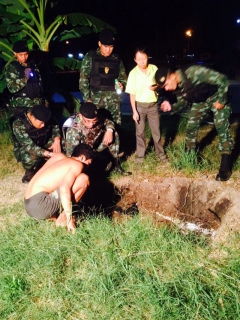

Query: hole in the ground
left=82, top=176, right=240, bottom=241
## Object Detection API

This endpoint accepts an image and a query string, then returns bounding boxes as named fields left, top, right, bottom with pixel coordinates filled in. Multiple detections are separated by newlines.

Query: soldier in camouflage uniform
left=79, top=29, right=127, bottom=126
left=63, top=102, right=131, bottom=175
left=155, top=65, right=233, bottom=181
left=11, top=105, right=61, bottom=183
left=5, top=40, right=45, bottom=115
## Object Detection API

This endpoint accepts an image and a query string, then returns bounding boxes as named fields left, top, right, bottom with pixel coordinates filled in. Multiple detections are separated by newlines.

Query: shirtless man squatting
left=24, top=143, right=94, bottom=233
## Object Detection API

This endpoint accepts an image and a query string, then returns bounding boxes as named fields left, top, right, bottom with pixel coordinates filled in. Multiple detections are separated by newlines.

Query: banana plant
left=0, top=0, right=115, bottom=93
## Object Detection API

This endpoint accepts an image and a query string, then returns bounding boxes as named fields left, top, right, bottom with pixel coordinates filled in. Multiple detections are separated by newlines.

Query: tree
left=0, top=0, right=115, bottom=94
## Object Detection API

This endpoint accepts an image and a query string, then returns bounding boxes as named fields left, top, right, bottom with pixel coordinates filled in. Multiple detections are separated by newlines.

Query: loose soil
left=1, top=164, right=240, bottom=243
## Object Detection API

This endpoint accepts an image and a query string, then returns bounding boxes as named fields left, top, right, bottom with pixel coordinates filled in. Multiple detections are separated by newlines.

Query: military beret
left=31, top=105, right=51, bottom=122
left=80, top=102, right=98, bottom=119
left=13, top=40, right=29, bottom=53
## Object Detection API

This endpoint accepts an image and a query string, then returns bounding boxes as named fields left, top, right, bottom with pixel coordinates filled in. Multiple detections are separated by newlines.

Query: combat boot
left=22, top=169, right=36, bottom=183
left=113, top=157, right=132, bottom=176
left=215, top=153, right=232, bottom=181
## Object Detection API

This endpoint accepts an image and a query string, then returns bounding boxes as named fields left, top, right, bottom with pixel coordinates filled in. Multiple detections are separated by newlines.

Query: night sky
left=53, top=0, right=240, bottom=75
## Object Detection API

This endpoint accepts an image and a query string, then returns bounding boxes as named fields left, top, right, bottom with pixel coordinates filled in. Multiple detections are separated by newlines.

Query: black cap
left=80, top=102, right=98, bottom=119
left=13, top=40, right=29, bottom=53
left=155, top=67, right=171, bottom=87
left=31, top=105, right=51, bottom=122
left=99, top=29, right=115, bottom=45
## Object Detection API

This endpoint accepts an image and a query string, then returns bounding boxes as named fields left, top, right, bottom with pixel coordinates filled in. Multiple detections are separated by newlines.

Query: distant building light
left=68, top=53, right=73, bottom=58
left=237, top=19, right=240, bottom=23
left=78, top=53, right=84, bottom=59
left=66, top=41, right=69, bottom=44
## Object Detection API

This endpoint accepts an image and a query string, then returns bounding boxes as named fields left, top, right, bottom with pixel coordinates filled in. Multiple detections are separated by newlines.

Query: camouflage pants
left=93, top=94, right=122, bottom=125
left=96, top=130, right=120, bottom=158
left=185, top=101, right=233, bottom=153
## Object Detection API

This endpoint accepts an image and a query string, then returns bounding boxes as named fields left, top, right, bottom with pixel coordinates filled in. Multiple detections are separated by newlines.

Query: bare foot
left=55, top=212, right=76, bottom=234
left=55, top=211, right=67, bottom=227
left=47, top=213, right=58, bottom=222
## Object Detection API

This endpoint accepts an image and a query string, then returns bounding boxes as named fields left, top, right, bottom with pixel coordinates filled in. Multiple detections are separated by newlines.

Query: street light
left=185, top=29, right=192, bottom=55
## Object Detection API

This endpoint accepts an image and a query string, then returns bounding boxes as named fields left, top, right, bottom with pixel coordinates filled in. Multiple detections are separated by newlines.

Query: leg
left=185, top=103, right=209, bottom=149
left=212, top=104, right=233, bottom=154
left=135, top=104, right=147, bottom=158
left=147, top=103, right=166, bottom=159
left=55, top=174, right=90, bottom=232
left=212, top=104, right=233, bottom=181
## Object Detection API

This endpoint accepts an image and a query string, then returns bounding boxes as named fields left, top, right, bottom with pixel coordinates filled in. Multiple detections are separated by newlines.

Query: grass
left=0, top=109, right=240, bottom=319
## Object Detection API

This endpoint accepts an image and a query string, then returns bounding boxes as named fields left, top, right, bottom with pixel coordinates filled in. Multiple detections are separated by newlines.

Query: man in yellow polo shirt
left=126, top=48, right=167, bottom=163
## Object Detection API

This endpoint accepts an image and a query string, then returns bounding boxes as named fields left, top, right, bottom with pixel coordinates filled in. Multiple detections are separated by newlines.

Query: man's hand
left=161, top=101, right=172, bottom=112
left=24, top=68, right=32, bottom=80
left=102, top=130, right=113, bottom=145
left=132, top=110, right=140, bottom=124
left=67, top=216, right=76, bottom=234
left=213, top=100, right=225, bottom=110
left=49, top=138, right=61, bottom=153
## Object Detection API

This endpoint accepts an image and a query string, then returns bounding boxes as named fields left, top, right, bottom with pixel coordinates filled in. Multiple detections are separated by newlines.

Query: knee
left=81, top=173, right=90, bottom=187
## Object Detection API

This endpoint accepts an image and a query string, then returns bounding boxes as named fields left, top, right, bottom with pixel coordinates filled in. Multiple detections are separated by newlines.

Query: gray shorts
left=24, top=190, right=60, bottom=219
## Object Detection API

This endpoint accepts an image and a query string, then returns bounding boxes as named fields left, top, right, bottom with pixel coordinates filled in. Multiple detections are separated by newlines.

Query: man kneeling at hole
left=63, top=102, right=131, bottom=175
left=24, top=143, right=94, bottom=233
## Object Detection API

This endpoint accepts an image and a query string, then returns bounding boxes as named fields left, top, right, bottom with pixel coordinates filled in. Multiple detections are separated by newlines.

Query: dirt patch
left=112, top=176, right=240, bottom=242
left=1, top=170, right=240, bottom=242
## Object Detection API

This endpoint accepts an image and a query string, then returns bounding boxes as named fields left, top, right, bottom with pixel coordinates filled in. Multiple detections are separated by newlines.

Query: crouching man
left=24, top=143, right=94, bottom=234
left=10, top=104, right=61, bottom=183
left=63, top=102, right=131, bottom=175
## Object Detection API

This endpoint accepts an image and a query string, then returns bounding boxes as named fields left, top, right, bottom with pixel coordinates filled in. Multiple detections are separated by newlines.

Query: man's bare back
left=24, top=145, right=93, bottom=233
left=26, top=153, right=84, bottom=198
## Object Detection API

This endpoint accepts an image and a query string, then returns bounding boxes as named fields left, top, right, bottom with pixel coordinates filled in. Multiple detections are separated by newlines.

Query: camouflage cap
left=80, top=102, right=98, bottom=119
left=99, top=29, right=115, bottom=45
left=155, top=66, right=171, bottom=87
left=13, top=40, right=29, bottom=53
left=31, top=105, right=51, bottom=122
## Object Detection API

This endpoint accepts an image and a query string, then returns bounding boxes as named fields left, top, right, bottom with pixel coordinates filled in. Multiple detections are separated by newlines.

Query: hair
left=134, top=47, right=149, bottom=58
left=71, top=143, right=95, bottom=159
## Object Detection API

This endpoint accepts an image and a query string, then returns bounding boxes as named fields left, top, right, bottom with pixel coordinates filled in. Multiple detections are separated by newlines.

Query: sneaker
left=135, top=157, right=144, bottom=164
left=22, top=170, right=35, bottom=183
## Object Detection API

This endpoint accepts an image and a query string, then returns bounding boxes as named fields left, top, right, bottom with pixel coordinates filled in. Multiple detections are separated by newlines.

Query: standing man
left=79, top=29, right=127, bottom=127
left=155, top=65, right=233, bottom=181
left=25, top=144, right=94, bottom=234
left=5, top=40, right=45, bottom=115
left=10, top=105, right=61, bottom=183
left=63, top=102, right=131, bottom=175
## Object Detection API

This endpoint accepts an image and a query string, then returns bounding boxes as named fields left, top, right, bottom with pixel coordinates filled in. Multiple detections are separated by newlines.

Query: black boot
left=113, top=158, right=132, bottom=176
left=215, top=153, right=232, bottom=181
left=22, top=169, right=36, bottom=183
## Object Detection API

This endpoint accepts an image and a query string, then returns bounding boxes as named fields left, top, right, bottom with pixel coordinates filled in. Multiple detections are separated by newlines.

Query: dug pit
left=83, top=176, right=240, bottom=242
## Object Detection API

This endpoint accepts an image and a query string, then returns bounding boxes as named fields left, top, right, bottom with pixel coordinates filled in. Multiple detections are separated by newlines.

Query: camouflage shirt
left=79, top=48, right=127, bottom=104
left=12, top=115, right=60, bottom=157
left=173, top=65, right=229, bottom=109
left=63, top=114, right=115, bottom=157
left=5, top=60, right=44, bottom=108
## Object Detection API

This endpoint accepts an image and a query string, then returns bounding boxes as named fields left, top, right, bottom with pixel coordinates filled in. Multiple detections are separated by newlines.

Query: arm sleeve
left=118, top=60, right=127, bottom=88
left=64, top=127, right=81, bottom=157
left=12, top=120, right=46, bottom=157
left=5, top=63, right=27, bottom=94
left=79, top=53, right=92, bottom=102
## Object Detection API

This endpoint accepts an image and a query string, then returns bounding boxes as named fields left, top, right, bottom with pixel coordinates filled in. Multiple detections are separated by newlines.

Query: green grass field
left=0, top=110, right=240, bottom=319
